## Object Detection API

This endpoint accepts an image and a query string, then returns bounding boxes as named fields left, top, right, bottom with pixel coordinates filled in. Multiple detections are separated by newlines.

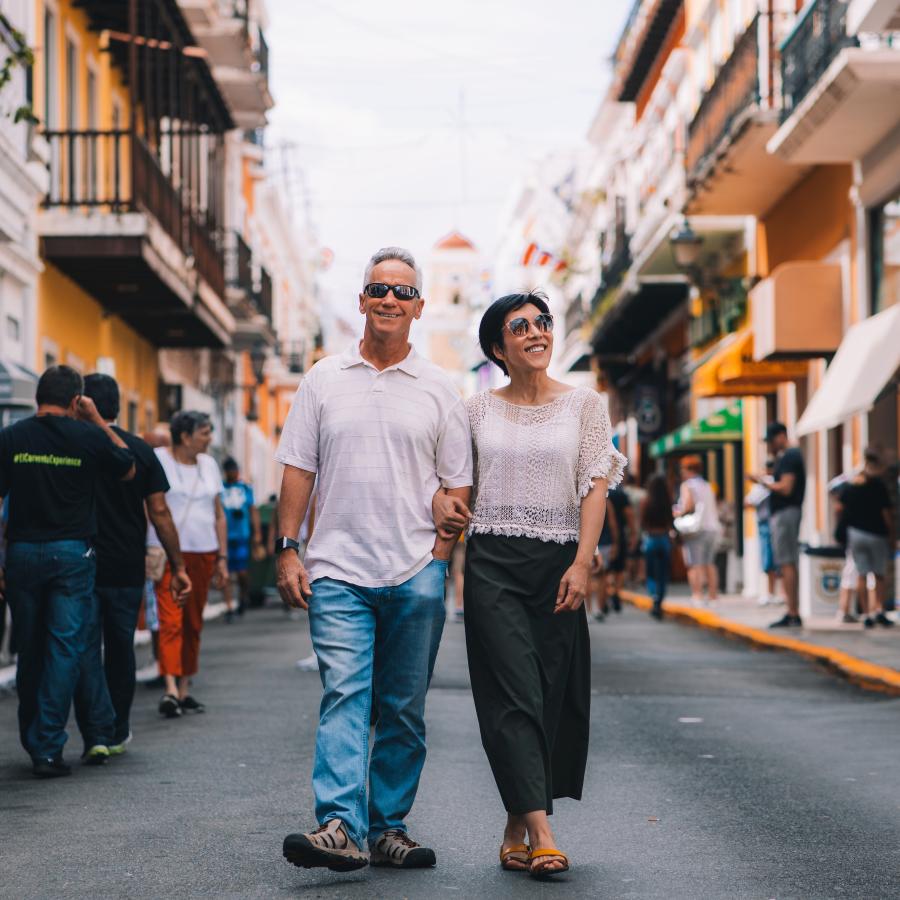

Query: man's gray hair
left=363, top=247, right=423, bottom=292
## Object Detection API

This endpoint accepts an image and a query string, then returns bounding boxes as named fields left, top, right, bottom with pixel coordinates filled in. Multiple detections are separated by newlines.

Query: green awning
left=648, top=400, right=743, bottom=458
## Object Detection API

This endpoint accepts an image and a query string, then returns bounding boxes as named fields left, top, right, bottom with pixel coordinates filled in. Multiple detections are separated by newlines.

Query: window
left=43, top=7, right=58, bottom=128
left=127, top=401, right=138, bottom=433
left=86, top=66, right=98, bottom=200
left=870, top=192, right=900, bottom=313
left=65, top=38, right=78, bottom=129
left=6, top=316, right=20, bottom=342
left=44, top=351, right=57, bottom=369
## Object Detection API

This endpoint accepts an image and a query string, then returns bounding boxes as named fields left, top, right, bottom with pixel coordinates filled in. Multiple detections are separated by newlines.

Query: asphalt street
left=1, top=601, right=898, bottom=900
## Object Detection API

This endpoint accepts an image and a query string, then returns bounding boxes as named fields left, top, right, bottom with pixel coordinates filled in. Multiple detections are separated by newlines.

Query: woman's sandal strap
left=500, top=843, right=531, bottom=867
left=530, top=848, right=568, bottom=862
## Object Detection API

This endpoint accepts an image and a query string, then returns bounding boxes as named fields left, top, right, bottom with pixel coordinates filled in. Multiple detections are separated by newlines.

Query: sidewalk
left=622, top=586, right=900, bottom=695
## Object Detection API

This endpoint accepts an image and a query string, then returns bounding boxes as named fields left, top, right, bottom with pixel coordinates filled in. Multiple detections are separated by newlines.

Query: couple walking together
left=275, top=247, right=625, bottom=879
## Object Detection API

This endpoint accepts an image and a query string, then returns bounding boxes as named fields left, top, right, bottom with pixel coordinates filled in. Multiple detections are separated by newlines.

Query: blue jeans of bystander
left=308, top=559, right=448, bottom=850
left=644, top=534, right=672, bottom=607
left=6, top=540, right=96, bottom=760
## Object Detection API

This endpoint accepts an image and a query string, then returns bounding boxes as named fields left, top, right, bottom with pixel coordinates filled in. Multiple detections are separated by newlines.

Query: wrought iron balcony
left=718, top=278, right=748, bottom=333
left=686, top=14, right=761, bottom=181
left=42, top=129, right=226, bottom=301
left=780, top=0, right=859, bottom=122
left=689, top=306, right=720, bottom=349
left=254, top=266, right=273, bottom=321
left=226, top=230, right=253, bottom=296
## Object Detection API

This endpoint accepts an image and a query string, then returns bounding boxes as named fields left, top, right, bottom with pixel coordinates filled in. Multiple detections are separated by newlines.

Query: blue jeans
left=758, top=519, right=776, bottom=574
left=643, top=534, right=671, bottom=606
left=308, top=559, right=448, bottom=849
left=6, top=540, right=96, bottom=760
left=74, top=585, right=143, bottom=748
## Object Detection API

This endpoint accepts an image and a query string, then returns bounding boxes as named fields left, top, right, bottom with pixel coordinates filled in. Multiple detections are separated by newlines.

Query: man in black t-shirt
left=72, top=374, right=191, bottom=757
left=751, top=422, right=806, bottom=629
left=0, top=366, right=135, bottom=777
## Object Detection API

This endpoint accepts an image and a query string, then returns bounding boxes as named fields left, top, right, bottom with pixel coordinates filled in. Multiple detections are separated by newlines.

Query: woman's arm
left=556, top=478, right=608, bottom=613
left=678, top=483, right=695, bottom=515
left=213, top=494, right=228, bottom=588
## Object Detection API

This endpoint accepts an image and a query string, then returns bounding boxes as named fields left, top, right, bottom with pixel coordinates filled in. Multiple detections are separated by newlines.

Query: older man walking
left=276, top=247, right=472, bottom=872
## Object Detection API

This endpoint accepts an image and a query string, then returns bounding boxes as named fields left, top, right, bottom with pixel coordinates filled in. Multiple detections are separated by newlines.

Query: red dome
left=434, top=230, right=476, bottom=250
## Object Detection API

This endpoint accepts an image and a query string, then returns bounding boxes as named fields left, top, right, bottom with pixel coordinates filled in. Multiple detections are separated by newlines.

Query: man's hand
left=75, top=396, right=104, bottom=426
left=432, top=489, right=471, bottom=541
left=556, top=560, right=590, bottom=613
left=213, top=557, right=229, bottom=590
left=277, top=551, right=312, bottom=610
left=170, top=566, right=192, bottom=607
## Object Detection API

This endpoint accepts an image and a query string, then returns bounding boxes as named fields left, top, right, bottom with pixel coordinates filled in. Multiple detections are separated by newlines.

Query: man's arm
left=276, top=465, right=317, bottom=609
left=432, top=486, right=471, bottom=561
left=145, top=492, right=191, bottom=603
left=768, top=472, right=796, bottom=497
left=75, top=397, right=136, bottom=481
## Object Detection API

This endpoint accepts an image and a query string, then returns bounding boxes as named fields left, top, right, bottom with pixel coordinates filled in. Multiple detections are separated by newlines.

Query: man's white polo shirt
left=275, top=343, right=473, bottom=588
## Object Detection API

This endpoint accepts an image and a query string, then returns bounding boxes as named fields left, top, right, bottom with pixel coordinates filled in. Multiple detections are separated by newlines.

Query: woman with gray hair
left=149, top=411, right=228, bottom=718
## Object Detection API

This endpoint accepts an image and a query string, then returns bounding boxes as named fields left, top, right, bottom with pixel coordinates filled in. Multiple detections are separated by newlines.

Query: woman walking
left=455, top=291, right=625, bottom=878
left=835, top=448, right=895, bottom=629
left=150, top=411, right=228, bottom=717
left=641, top=474, right=674, bottom=619
left=674, top=456, right=721, bottom=605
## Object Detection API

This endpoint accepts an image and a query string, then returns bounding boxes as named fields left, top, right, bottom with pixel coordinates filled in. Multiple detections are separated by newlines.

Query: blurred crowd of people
left=0, top=365, right=277, bottom=777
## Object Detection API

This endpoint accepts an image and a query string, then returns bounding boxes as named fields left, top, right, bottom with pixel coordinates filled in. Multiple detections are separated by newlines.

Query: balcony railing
left=718, top=278, right=748, bottom=333
left=780, top=0, right=859, bottom=122
left=689, top=307, right=720, bottom=348
left=255, top=266, right=273, bottom=321
left=687, top=15, right=761, bottom=179
left=255, top=29, right=269, bottom=79
left=43, top=129, right=225, bottom=299
left=226, top=230, right=253, bottom=295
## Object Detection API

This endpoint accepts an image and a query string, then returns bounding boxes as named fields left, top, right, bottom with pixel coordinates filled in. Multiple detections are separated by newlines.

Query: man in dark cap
left=751, top=422, right=806, bottom=628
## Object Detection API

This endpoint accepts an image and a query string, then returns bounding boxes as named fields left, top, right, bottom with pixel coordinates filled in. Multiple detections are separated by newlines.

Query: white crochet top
left=466, top=387, right=627, bottom=544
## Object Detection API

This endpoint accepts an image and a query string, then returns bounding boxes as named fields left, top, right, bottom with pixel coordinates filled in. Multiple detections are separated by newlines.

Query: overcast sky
left=264, top=0, right=634, bottom=335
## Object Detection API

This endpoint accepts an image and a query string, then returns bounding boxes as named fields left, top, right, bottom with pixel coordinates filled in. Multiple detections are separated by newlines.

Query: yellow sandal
left=529, top=847, right=570, bottom=879
left=499, top=843, right=530, bottom=872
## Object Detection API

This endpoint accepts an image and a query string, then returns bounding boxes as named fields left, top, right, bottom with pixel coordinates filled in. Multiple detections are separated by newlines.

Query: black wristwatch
left=275, top=536, right=301, bottom=554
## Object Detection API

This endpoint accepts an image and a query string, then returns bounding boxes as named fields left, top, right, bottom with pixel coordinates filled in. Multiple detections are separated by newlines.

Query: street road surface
left=1, top=604, right=898, bottom=899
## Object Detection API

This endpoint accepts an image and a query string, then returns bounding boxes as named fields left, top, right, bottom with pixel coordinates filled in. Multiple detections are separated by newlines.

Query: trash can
left=799, top=545, right=845, bottom=619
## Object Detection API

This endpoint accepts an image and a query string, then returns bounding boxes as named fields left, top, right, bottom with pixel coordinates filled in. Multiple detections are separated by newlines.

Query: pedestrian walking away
left=276, top=247, right=473, bottom=873
left=220, top=457, right=264, bottom=622
left=72, top=374, right=191, bottom=761
left=148, top=411, right=228, bottom=718
left=439, top=290, right=625, bottom=880
left=751, top=422, right=806, bottom=628
left=641, top=474, right=675, bottom=619
left=0, top=366, right=135, bottom=777
left=674, top=455, right=722, bottom=605
left=834, top=448, right=895, bottom=629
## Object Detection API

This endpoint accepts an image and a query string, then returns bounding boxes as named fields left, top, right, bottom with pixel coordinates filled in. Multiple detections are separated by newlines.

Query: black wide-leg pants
left=463, top=533, right=591, bottom=815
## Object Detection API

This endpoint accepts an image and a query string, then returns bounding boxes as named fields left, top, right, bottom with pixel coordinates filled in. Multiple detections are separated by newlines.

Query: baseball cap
left=763, top=421, right=787, bottom=442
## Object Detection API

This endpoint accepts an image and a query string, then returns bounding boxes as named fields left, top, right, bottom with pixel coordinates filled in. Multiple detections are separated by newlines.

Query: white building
left=0, top=0, right=48, bottom=422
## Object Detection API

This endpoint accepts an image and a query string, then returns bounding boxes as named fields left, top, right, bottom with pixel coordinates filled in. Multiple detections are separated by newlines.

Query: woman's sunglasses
left=364, top=282, right=420, bottom=301
left=504, top=313, right=554, bottom=337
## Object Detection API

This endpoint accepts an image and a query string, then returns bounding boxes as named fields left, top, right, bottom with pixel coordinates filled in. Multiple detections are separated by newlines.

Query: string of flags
left=521, top=242, right=568, bottom=272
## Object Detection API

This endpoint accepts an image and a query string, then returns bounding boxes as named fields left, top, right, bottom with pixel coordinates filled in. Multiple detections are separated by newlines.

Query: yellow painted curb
left=620, top=590, right=900, bottom=696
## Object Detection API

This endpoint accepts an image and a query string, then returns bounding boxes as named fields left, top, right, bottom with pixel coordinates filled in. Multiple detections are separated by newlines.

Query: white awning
left=796, top=304, right=900, bottom=436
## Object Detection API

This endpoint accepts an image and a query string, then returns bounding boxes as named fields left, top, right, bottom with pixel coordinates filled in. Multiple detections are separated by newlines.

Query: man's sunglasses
left=504, top=313, right=554, bottom=337
left=363, top=283, right=420, bottom=301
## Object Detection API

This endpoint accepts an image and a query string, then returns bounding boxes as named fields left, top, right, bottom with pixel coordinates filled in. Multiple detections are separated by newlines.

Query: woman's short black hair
left=478, top=290, right=551, bottom=376
left=170, top=410, right=213, bottom=446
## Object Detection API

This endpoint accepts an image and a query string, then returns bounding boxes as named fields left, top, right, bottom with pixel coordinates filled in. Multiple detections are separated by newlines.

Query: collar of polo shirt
left=340, top=343, right=425, bottom=378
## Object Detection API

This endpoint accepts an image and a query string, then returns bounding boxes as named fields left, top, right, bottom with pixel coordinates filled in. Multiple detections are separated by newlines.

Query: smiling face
left=493, top=302, right=554, bottom=376
left=359, top=259, right=424, bottom=340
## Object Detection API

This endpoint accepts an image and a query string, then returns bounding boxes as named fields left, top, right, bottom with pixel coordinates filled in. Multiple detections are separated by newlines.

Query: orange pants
left=156, top=552, right=216, bottom=678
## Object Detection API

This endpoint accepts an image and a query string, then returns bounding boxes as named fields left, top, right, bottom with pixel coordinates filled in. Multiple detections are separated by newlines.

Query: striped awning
left=649, top=400, right=743, bottom=458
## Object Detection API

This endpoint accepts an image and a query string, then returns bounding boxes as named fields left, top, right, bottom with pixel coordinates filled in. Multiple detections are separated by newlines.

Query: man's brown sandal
left=282, top=818, right=369, bottom=872
left=499, top=843, right=530, bottom=871
left=529, top=847, right=570, bottom=879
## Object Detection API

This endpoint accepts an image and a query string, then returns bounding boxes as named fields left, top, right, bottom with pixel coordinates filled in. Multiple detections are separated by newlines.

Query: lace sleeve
left=465, top=392, right=487, bottom=505
left=576, top=390, right=627, bottom=498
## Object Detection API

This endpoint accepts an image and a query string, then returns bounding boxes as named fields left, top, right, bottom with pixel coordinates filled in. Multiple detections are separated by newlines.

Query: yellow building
left=33, top=0, right=237, bottom=432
